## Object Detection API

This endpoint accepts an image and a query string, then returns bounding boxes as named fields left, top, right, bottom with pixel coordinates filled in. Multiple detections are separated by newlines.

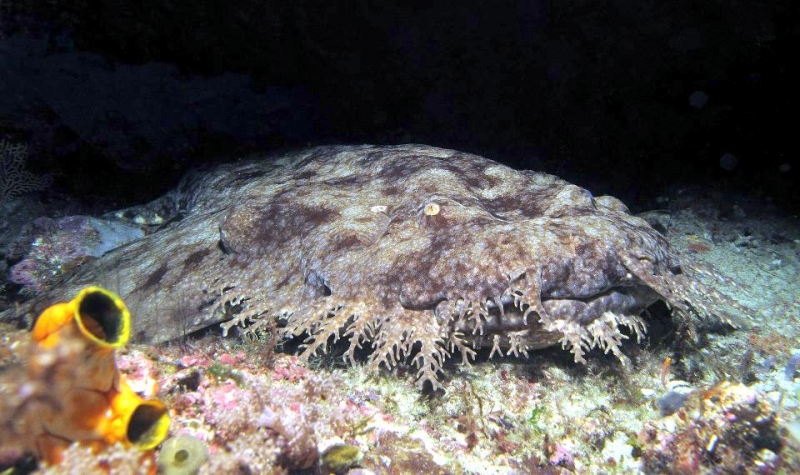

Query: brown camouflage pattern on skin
left=6, top=145, right=747, bottom=389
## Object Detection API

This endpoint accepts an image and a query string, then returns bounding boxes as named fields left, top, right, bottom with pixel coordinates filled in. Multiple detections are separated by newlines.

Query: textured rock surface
left=3, top=145, right=747, bottom=388
left=640, top=382, right=783, bottom=473
left=9, top=215, right=144, bottom=294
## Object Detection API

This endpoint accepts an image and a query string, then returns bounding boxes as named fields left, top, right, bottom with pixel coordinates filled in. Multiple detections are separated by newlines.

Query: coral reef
left=640, top=382, right=784, bottom=474
left=4, top=145, right=747, bottom=390
left=2, top=162, right=796, bottom=474
left=153, top=346, right=375, bottom=474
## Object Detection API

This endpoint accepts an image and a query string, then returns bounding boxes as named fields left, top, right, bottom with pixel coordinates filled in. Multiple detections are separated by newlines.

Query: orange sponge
left=27, top=286, right=170, bottom=467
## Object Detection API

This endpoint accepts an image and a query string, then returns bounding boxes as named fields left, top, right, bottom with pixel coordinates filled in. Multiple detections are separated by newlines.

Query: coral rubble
left=640, top=382, right=783, bottom=474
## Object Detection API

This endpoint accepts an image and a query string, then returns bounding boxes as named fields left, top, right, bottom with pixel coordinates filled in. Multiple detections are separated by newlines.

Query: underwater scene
left=1, top=2, right=798, bottom=474
left=2, top=144, right=799, bottom=474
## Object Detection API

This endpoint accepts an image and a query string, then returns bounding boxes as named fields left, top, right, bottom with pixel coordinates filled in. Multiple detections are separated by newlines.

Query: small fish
left=661, top=356, right=673, bottom=388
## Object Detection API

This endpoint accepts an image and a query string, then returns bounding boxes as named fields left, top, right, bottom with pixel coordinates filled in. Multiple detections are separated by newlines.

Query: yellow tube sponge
left=26, top=286, right=169, bottom=467
left=33, top=286, right=130, bottom=350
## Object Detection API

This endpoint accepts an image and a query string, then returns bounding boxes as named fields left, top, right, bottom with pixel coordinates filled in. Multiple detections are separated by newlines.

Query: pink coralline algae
left=6, top=145, right=748, bottom=389
left=8, top=215, right=143, bottom=295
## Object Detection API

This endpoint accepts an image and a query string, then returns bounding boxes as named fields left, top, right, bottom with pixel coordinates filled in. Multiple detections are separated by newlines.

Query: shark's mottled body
left=8, top=145, right=745, bottom=388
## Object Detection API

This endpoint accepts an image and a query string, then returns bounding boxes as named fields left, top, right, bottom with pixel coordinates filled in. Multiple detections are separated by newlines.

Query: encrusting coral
left=4, top=286, right=170, bottom=470
left=5, top=145, right=749, bottom=389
